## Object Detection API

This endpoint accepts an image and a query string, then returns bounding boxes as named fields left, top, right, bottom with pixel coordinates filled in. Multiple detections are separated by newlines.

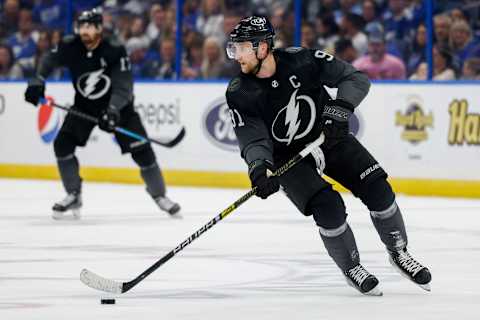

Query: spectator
left=32, top=0, right=68, bottom=30
left=196, top=0, right=225, bottom=44
left=383, top=0, right=414, bottom=41
left=51, top=29, right=63, bottom=47
left=0, top=0, right=21, bottom=39
left=15, top=31, right=56, bottom=79
left=334, top=0, right=362, bottom=24
left=125, top=16, right=150, bottom=52
left=334, top=38, right=358, bottom=63
left=149, top=38, right=176, bottom=79
left=432, top=46, right=455, bottom=80
left=315, top=14, right=340, bottom=52
left=449, top=20, right=480, bottom=67
left=146, top=4, right=166, bottom=41
left=270, top=6, right=288, bottom=48
left=461, top=57, right=480, bottom=80
left=409, top=62, right=427, bottom=80
left=183, top=0, right=201, bottom=31
left=340, top=13, right=368, bottom=55
left=450, top=8, right=468, bottom=23
left=7, top=8, right=38, bottom=60
left=0, top=43, right=23, bottom=79
left=301, top=22, right=318, bottom=49
left=122, top=0, right=149, bottom=16
left=201, top=36, right=224, bottom=79
left=406, top=23, right=426, bottom=76
left=362, top=0, right=381, bottom=32
left=434, top=14, right=451, bottom=48
left=126, top=38, right=150, bottom=78
left=353, top=30, right=406, bottom=79
left=220, top=10, right=241, bottom=47
left=182, top=33, right=204, bottom=79
left=409, top=46, right=455, bottom=80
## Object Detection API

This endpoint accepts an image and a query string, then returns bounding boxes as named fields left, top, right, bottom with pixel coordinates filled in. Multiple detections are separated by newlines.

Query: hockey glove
left=24, top=77, right=45, bottom=106
left=98, top=106, right=121, bottom=133
left=248, top=160, right=280, bottom=199
left=321, top=100, right=353, bottom=149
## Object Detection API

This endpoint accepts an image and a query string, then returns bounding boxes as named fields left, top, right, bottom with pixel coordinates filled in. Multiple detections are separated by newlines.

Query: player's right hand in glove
left=248, top=160, right=280, bottom=199
left=98, top=106, right=120, bottom=133
left=321, top=99, right=354, bottom=149
left=24, top=77, right=45, bottom=106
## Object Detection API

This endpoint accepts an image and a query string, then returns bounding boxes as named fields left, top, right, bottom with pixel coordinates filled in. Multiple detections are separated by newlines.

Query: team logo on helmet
left=37, top=96, right=61, bottom=144
left=76, top=69, right=111, bottom=100
left=250, top=17, right=266, bottom=26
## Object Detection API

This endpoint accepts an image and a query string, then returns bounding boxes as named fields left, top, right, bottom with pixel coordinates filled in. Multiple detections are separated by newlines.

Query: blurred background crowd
left=1, top=0, right=480, bottom=81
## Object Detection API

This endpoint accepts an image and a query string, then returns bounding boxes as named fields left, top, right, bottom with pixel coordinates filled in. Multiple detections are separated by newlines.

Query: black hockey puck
left=101, top=298, right=116, bottom=304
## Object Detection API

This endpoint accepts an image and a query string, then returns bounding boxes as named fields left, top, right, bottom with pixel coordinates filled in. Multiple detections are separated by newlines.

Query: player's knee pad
left=307, top=187, right=347, bottom=230
left=357, top=177, right=395, bottom=212
left=53, top=132, right=77, bottom=158
left=131, top=146, right=156, bottom=168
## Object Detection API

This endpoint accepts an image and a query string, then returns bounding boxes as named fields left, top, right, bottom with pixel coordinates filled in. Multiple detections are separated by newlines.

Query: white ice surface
left=1, top=178, right=479, bottom=320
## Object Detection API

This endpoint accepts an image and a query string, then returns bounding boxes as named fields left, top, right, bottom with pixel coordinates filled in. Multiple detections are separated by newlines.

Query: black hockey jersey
left=37, top=35, right=133, bottom=112
left=225, top=47, right=370, bottom=164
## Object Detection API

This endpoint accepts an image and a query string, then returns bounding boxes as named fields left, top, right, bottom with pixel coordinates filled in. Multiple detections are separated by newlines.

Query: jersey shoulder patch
left=284, top=46, right=305, bottom=54
left=227, top=77, right=242, bottom=92
left=225, top=74, right=261, bottom=114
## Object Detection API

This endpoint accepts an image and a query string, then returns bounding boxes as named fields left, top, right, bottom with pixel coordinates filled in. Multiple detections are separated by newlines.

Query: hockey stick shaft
left=41, top=99, right=185, bottom=148
left=80, top=133, right=325, bottom=294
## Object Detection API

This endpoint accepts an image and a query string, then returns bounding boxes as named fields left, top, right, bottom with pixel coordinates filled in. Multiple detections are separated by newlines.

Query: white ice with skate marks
left=0, top=179, right=479, bottom=320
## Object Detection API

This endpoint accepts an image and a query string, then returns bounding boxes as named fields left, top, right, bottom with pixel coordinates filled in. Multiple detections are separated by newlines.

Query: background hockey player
left=225, top=16, right=431, bottom=295
left=24, top=8, right=180, bottom=220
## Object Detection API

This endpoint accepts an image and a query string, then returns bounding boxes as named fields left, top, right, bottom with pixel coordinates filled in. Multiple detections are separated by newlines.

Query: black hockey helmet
left=226, top=16, right=275, bottom=59
left=230, top=16, right=274, bottom=45
left=77, top=8, right=103, bottom=27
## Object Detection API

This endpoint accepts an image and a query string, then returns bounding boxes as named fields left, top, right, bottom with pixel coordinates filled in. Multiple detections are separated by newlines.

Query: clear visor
left=226, top=41, right=255, bottom=59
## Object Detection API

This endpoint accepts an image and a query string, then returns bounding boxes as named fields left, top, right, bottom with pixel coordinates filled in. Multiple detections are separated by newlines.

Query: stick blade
left=80, top=268, right=124, bottom=294
left=154, top=127, right=186, bottom=147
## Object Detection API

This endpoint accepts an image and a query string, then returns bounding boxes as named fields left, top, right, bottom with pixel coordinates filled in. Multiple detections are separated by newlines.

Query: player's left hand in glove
left=249, top=160, right=280, bottom=199
left=321, top=99, right=353, bottom=149
left=98, top=106, right=120, bottom=133
left=24, top=77, right=45, bottom=106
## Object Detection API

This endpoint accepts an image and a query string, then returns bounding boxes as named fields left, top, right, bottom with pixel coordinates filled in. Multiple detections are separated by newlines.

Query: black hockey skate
left=344, top=264, right=382, bottom=296
left=52, top=192, right=82, bottom=220
left=153, top=195, right=181, bottom=218
left=388, top=248, right=431, bottom=291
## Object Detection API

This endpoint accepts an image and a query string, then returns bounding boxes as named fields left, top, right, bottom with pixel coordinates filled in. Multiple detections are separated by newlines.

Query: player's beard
left=80, top=32, right=101, bottom=49
left=241, top=59, right=260, bottom=75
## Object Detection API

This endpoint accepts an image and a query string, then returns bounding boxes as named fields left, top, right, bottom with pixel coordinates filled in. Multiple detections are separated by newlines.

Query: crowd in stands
left=1, top=0, right=480, bottom=80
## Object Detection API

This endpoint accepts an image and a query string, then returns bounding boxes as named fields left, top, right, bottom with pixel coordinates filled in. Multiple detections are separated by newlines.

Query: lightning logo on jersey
left=272, top=89, right=317, bottom=145
left=76, top=69, right=111, bottom=100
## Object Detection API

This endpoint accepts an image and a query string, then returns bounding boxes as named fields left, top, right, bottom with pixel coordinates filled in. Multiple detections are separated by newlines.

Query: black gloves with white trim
left=25, top=77, right=45, bottom=106
left=248, top=160, right=280, bottom=199
left=321, top=99, right=354, bottom=149
left=98, top=106, right=120, bottom=133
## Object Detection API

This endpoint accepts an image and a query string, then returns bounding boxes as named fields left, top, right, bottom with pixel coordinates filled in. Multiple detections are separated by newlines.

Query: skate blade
left=52, top=208, right=81, bottom=220
left=364, top=286, right=383, bottom=296
left=389, top=257, right=431, bottom=292
left=168, top=211, right=183, bottom=219
left=166, top=204, right=182, bottom=218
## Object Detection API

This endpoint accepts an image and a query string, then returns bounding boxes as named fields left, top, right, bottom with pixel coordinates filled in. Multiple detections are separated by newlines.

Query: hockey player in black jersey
left=24, top=9, right=180, bottom=219
left=225, top=16, right=431, bottom=295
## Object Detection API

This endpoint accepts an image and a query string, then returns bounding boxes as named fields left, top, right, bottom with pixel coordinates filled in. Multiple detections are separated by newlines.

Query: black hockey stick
left=40, top=99, right=185, bottom=148
left=79, top=132, right=325, bottom=294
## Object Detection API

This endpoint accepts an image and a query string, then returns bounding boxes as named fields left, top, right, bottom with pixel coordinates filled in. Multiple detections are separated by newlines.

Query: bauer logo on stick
left=37, top=96, right=61, bottom=144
